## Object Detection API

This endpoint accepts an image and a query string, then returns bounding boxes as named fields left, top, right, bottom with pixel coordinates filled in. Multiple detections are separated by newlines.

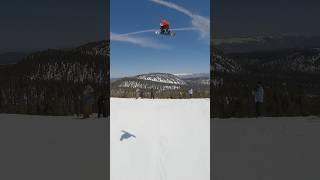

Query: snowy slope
left=110, top=98, right=210, bottom=180
left=214, top=116, right=320, bottom=180
left=2, top=113, right=320, bottom=180
left=0, top=114, right=107, bottom=180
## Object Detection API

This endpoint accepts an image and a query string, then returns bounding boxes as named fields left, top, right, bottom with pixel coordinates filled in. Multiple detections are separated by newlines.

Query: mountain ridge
left=111, top=72, right=210, bottom=98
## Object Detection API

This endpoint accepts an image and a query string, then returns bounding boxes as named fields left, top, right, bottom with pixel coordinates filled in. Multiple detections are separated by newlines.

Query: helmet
left=160, top=23, right=163, bottom=26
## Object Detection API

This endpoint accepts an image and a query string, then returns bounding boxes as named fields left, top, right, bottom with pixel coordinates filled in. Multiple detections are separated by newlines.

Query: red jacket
left=160, top=19, right=170, bottom=27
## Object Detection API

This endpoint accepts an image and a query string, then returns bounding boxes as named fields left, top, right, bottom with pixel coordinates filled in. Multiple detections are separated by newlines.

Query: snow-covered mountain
left=212, top=45, right=320, bottom=74
left=211, top=47, right=242, bottom=73
left=112, top=73, right=186, bottom=91
left=0, top=41, right=110, bottom=115
left=260, top=49, right=320, bottom=73
left=111, top=73, right=210, bottom=98
left=112, top=72, right=211, bottom=90
left=213, top=35, right=320, bottom=53
left=76, top=40, right=109, bottom=57
left=136, top=73, right=186, bottom=85
left=118, top=79, right=183, bottom=90
left=228, top=48, right=320, bottom=73
left=174, top=73, right=210, bottom=79
left=3, top=40, right=110, bottom=83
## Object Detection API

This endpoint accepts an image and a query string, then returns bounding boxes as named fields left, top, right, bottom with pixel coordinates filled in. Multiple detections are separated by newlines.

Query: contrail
left=118, top=29, right=157, bottom=36
left=172, top=27, right=198, bottom=31
left=110, top=27, right=198, bottom=48
left=115, top=27, right=198, bottom=37
left=150, top=0, right=209, bottom=40
left=110, top=32, right=170, bottom=49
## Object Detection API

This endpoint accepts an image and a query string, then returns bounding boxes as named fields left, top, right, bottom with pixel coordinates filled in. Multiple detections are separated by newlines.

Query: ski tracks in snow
left=157, top=136, right=168, bottom=180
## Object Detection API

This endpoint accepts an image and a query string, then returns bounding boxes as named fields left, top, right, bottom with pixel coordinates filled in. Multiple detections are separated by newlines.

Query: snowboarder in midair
left=156, top=19, right=176, bottom=36
left=160, top=19, right=170, bottom=34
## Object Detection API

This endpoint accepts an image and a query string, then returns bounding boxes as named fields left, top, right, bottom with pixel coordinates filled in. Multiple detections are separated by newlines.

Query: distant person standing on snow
left=188, top=88, right=193, bottom=98
left=150, top=88, right=155, bottom=99
left=252, top=82, right=264, bottom=117
left=280, top=83, right=289, bottom=115
left=97, top=94, right=107, bottom=118
left=74, top=95, right=81, bottom=117
left=82, top=85, right=94, bottom=119
left=136, top=88, right=140, bottom=99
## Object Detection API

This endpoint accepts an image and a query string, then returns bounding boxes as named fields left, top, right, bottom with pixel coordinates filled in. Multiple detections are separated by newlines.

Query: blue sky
left=0, top=0, right=106, bottom=52
left=111, top=0, right=210, bottom=78
left=212, top=0, right=320, bottom=38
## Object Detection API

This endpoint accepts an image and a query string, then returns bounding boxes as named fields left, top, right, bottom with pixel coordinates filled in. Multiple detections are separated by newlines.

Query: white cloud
left=110, top=32, right=170, bottom=49
left=150, top=0, right=210, bottom=40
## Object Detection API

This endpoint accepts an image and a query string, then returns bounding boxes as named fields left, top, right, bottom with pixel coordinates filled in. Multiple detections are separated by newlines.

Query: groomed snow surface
left=110, top=98, right=210, bottom=180
left=1, top=104, right=320, bottom=180
left=0, top=114, right=107, bottom=180
left=214, top=116, right=320, bottom=180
